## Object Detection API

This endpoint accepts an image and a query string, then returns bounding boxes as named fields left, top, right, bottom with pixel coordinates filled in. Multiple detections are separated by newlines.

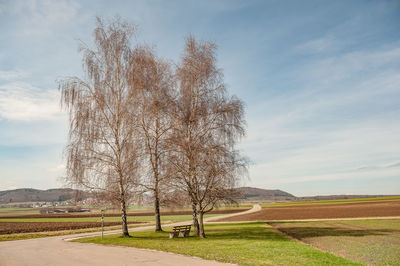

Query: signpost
left=101, top=209, right=104, bottom=240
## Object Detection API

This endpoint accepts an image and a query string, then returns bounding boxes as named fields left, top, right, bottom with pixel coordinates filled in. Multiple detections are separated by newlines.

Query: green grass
left=0, top=214, right=220, bottom=223
left=272, top=219, right=400, bottom=265
left=0, top=208, right=41, bottom=215
left=75, top=222, right=360, bottom=266
left=261, top=196, right=400, bottom=207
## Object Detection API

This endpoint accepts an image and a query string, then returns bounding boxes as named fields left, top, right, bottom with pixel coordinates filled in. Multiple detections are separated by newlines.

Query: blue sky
left=0, top=0, right=399, bottom=196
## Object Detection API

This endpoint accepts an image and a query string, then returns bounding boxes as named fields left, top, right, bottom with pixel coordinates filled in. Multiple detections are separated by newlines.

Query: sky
left=0, top=0, right=399, bottom=196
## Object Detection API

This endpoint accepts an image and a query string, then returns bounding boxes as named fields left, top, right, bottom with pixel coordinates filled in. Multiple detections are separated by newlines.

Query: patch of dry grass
left=272, top=219, right=400, bottom=265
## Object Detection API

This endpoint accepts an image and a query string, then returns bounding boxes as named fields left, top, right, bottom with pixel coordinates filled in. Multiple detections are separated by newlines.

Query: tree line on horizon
left=59, top=16, right=247, bottom=238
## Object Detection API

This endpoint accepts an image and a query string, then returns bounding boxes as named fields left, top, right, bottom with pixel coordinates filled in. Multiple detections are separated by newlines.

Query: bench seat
left=169, top=225, right=191, bottom=238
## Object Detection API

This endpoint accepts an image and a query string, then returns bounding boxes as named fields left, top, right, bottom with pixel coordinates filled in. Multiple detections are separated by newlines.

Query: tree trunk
left=192, top=203, right=199, bottom=236
left=198, top=211, right=206, bottom=238
left=154, top=191, right=162, bottom=231
left=120, top=198, right=130, bottom=237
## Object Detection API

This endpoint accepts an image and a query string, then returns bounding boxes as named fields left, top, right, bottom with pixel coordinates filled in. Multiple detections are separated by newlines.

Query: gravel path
left=0, top=205, right=260, bottom=266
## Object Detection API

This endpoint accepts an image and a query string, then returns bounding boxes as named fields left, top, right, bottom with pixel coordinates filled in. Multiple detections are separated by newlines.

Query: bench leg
left=169, top=232, right=176, bottom=238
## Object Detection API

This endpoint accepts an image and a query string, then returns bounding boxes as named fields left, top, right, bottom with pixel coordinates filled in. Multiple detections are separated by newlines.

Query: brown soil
left=0, top=208, right=249, bottom=219
left=219, top=201, right=400, bottom=221
left=0, top=221, right=142, bottom=234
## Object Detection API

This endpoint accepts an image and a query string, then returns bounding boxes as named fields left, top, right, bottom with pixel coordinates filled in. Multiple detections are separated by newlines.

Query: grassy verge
left=272, top=219, right=400, bottom=265
left=75, top=222, right=359, bottom=266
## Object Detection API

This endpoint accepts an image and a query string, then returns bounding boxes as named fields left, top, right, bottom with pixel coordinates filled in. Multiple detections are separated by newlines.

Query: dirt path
left=0, top=205, right=260, bottom=266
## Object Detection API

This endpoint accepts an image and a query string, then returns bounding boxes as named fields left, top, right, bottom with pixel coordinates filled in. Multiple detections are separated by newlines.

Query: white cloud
left=0, top=70, right=28, bottom=80
left=46, top=164, right=65, bottom=173
left=356, top=161, right=400, bottom=171
left=246, top=116, right=400, bottom=187
left=0, top=81, right=64, bottom=121
left=0, top=181, right=19, bottom=191
left=5, top=0, right=80, bottom=36
left=242, top=44, right=400, bottom=191
left=305, top=46, right=400, bottom=88
left=254, top=167, right=400, bottom=187
left=0, top=158, right=64, bottom=190
left=296, top=35, right=346, bottom=53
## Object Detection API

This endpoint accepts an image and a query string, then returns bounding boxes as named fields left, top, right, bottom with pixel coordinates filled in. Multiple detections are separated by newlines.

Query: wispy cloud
left=247, top=117, right=400, bottom=180
left=4, top=0, right=81, bottom=36
left=0, top=81, right=63, bottom=121
left=305, top=46, right=400, bottom=88
left=357, top=161, right=400, bottom=171
left=243, top=42, right=400, bottom=194
left=0, top=0, right=398, bottom=193
left=0, top=181, right=19, bottom=191
left=46, top=164, right=65, bottom=173
left=0, top=69, right=28, bottom=80
left=296, top=35, right=346, bottom=54
left=255, top=167, right=400, bottom=187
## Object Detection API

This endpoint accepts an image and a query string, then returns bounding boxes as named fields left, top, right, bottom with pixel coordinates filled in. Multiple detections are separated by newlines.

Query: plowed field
left=0, top=221, right=142, bottom=234
left=219, top=201, right=400, bottom=221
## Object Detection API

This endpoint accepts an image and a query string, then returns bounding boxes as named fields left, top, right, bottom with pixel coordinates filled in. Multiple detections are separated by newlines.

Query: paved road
left=205, top=204, right=261, bottom=222
left=0, top=205, right=260, bottom=266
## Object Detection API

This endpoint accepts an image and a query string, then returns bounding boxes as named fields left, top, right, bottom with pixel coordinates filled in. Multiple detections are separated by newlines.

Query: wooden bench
left=169, top=225, right=191, bottom=238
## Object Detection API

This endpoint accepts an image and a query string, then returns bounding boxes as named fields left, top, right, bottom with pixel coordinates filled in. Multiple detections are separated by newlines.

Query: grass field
left=0, top=208, right=41, bottom=215
left=76, top=222, right=360, bottom=266
left=261, top=196, right=400, bottom=207
left=272, top=219, right=400, bottom=265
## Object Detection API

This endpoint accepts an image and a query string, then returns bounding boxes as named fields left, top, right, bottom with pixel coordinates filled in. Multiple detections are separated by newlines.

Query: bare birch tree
left=59, top=17, right=142, bottom=237
left=171, top=36, right=247, bottom=238
left=132, top=47, right=175, bottom=231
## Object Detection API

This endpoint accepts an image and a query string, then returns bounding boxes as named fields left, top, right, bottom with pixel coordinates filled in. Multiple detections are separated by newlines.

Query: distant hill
left=234, top=187, right=399, bottom=202
left=2, top=187, right=396, bottom=204
left=236, top=187, right=296, bottom=201
left=0, top=188, right=88, bottom=204
left=1, top=186, right=297, bottom=203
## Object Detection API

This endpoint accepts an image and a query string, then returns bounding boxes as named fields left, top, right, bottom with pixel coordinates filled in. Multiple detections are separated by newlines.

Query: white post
left=101, top=209, right=104, bottom=240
